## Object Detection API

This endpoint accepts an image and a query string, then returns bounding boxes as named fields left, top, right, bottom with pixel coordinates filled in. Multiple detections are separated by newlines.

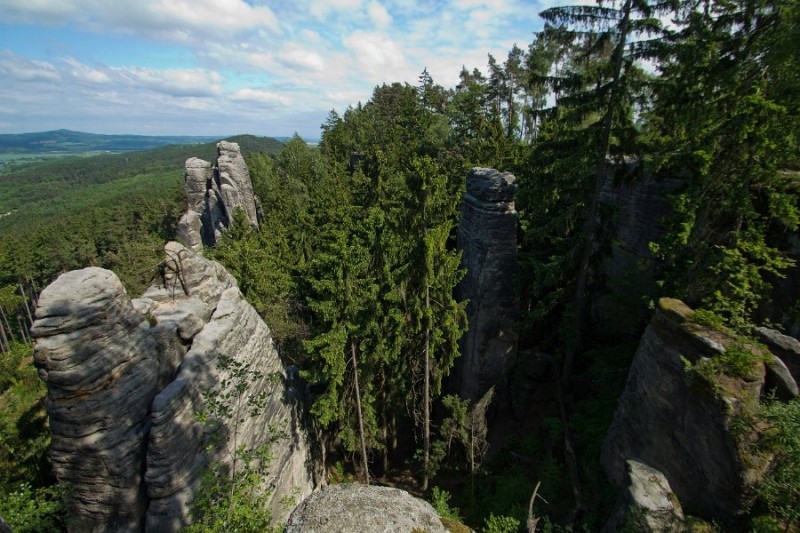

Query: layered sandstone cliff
left=32, top=242, right=316, bottom=532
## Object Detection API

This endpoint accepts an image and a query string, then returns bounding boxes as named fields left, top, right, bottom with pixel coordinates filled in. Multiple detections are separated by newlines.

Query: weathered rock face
left=593, top=170, right=678, bottom=338
left=32, top=268, right=161, bottom=532
left=176, top=141, right=260, bottom=252
left=455, top=167, right=519, bottom=401
left=602, top=460, right=685, bottom=533
left=32, top=242, right=316, bottom=532
left=601, top=298, right=769, bottom=523
left=285, top=484, right=448, bottom=533
left=754, top=326, right=800, bottom=384
left=216, top=140, right=259, bottom=227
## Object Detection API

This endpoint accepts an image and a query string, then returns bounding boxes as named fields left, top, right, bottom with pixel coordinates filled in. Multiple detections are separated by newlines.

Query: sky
left=0, top=0, right=561, bottom=139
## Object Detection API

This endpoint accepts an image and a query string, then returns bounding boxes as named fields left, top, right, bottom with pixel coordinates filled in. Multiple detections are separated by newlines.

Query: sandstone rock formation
left=602, top=459, right=685, bottom=533
left=285, top=483, right=448, bottom=533
left=455, top=167, right=519, bottom=401
left=32, top=242, right=316, bottom=532
left=593, top=170, right=678, bottom=337
left=601, top=298, right=770, bottom=523
left=176, top=141, right=260, bottom=252
left=32, top=268, right=161, bottom=532
left=754, top=326, right=800, bottom=383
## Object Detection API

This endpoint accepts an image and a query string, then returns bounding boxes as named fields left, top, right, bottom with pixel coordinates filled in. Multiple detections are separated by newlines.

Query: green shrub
left=754, top=399, right=800, bottom=531
left=0, top=482, right=63, bottom=533
left=483, top=513, right=521, bottom=533
left=431, top=487, right=461, bottom=522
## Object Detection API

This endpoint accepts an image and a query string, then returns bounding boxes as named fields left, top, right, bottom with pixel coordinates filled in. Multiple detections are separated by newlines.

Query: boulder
left=602, top=459, right=685, bottom=533
left=455, top=167, right=519, bottom=401
left=285, top=484, right=447, bottom=533
left=754, top=327, right=800, bottom=382
left=763, top=353, right=799, bottom=401
left=601, top=298, right=770, bottom=523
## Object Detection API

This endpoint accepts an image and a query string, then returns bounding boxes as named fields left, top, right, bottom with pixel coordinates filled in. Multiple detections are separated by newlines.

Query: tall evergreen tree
left=405, top=156, right=467, bottom=489
left=649, top=0, right=799, bottom=328
left=520, top=0, right=663, bottom=378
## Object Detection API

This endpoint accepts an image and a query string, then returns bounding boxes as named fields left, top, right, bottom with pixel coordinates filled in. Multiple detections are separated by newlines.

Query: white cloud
left=230, top=88, right=292, bottom=106
left=368, top=1, right=392, bottom=28
left=279, top=45, right=326, bottom=72
left=3, top=0, right=279, bottom=41
left=343, top=30, right=410, bottom=82
left=310, top=0, right=363, bottom=19
left=62, top=57, right=111, bottom=84
left=0, top=52, right=60, bottom=82
left=118, top=67, right=224, bottom=97
left=302, top=29, right=322, bottom=43
left=2, top=0, right=77, bottom=24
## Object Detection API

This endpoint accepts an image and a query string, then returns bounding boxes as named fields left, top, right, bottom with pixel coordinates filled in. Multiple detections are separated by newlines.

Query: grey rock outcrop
left=602, top=460, right=685, bottom=533
left=455, top=167, right=519, bottom=401
left=176, top=141, right=260, bottom=252
left=754, top=326, right=800, bottom=382
left=601, top=298, right=770, bottom=523
left=32, top=242, right=316, bottom=532
left=32, top=268, right=161, bottom=532
left=285, top=484, right=448, bottom=533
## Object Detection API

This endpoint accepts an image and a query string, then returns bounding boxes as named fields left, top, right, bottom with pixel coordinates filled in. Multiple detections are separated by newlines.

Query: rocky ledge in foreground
left=286, top=483, right=448, bottom=533
left=32, top=242, right=316, bottom=532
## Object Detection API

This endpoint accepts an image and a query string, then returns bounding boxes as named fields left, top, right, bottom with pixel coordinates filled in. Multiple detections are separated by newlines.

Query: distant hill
left=0, top=130, right=284, bottom=154
left=0, top=129, right=224, bottom=154
left=0, top=134, right=283, bottom=228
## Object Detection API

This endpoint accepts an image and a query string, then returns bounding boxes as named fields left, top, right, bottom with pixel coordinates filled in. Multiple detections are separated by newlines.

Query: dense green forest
left=2, top=0, right=799, bottom=531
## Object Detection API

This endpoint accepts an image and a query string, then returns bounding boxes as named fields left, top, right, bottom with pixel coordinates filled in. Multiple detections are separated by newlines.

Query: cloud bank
left=0, top=0, right=553, bottom=137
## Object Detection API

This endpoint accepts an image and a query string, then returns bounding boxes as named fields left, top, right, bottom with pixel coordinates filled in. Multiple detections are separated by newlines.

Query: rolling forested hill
left=0, top=129, right=220, bottom=154
left=0, top=134, right=282, bottom=294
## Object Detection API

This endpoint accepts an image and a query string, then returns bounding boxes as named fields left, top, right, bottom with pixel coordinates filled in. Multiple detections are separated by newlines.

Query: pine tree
left=520, top=0, right=663, bottom=379
left=405, top=156, right=467, bottom=489
left=648, top=0, right=799, bottom=329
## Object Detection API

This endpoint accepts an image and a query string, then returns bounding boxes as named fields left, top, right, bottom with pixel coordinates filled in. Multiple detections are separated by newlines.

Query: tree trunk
left=0, top=313, right=8, bottom=353
left=20, top=283, right=34, bottom=327
left=0, top=307, right=15, bottom=345
left=17, top=316, right=29, bottom=345
left=381, top=385, right=389, bottom=475
left=351, top=341, right=370, bottom=484
left=422, top=283, right=431, bottom=491
left=561, top=0, right=632, bottom=385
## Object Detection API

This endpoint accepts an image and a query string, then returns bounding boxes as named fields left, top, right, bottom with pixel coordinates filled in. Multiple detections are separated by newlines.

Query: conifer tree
left=405, top=156, right=467, bottom=489
left=520, top=0, right=663, bottom=379
left=649, top=0, right=799, bottom=328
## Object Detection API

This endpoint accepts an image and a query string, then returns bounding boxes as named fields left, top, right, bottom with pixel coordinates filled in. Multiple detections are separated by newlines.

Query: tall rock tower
left=455, top=167, right=519, bottom=401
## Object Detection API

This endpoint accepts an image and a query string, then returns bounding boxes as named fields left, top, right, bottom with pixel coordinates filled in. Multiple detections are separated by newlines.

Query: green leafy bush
left=483, top=513, right=521, bottom=533
left=0, top=482, right=63, bottom=533
left=431, top=487, right=461, bottom=522
left=753, top=399, right=800, bottom=530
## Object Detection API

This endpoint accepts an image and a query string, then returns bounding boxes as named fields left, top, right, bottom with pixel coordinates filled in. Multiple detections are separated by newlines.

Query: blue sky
left=0, top=0, right=562, bottom=138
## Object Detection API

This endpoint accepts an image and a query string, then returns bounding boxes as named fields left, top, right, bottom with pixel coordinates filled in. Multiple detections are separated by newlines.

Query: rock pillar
left=455, top=167, right=519, bottom=401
